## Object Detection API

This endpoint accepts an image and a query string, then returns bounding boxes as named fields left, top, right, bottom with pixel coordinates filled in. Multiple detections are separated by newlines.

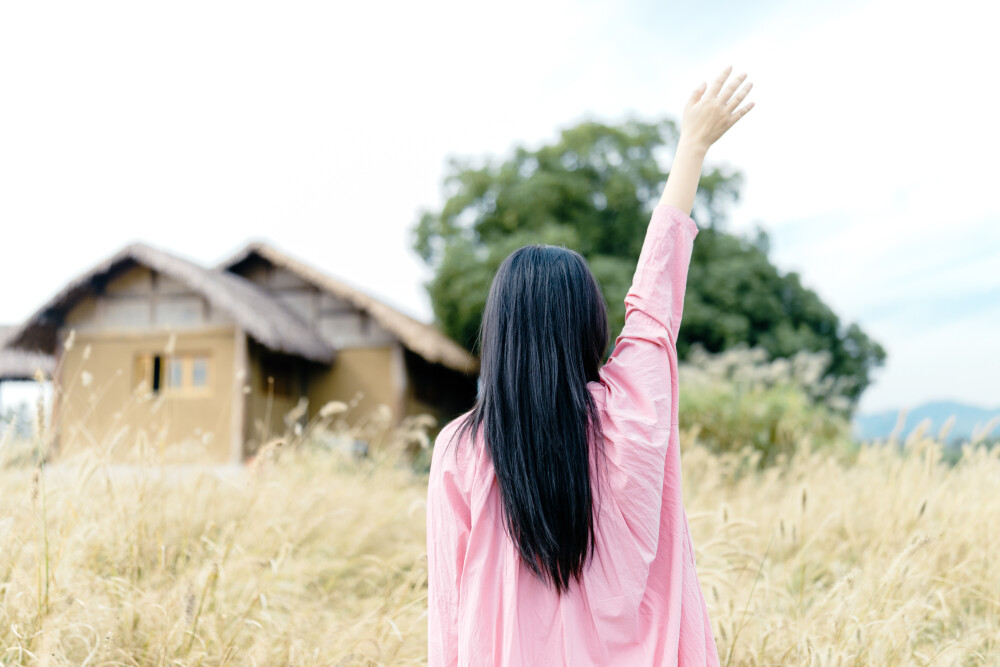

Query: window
left=192, top=357, right=209, bottom=388
left=167, top=358, right=184, bottom=389
left=134, top=354, right=163, bottom=395
left=135, top=352, right=212, bottom=397
left=166, top=353, right=212, bottom=395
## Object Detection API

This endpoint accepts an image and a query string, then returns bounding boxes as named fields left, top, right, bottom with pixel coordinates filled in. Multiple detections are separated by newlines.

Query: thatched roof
left=222, top=242, right=477, bottom=374
left=7, top=243, right=334, bottom=363
left=0, top=326, right=54, bottom=381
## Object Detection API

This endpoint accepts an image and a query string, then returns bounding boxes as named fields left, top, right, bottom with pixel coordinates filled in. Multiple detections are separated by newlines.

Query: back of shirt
left=427, top=204, right=720, bottom=667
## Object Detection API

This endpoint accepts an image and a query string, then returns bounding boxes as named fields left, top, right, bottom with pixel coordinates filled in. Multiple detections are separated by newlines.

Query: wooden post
left=230, top=328, right=248, bottom=464
left=391, top=342, right=407, bottom=423
left=48, top=331, right=66, bottom=459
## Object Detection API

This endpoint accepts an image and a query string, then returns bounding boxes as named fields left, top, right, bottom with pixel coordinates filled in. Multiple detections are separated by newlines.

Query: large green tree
left=413, top=117, right=886, bottom=411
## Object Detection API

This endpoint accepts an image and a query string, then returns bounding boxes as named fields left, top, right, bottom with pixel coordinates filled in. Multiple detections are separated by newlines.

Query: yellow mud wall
left=55, top=329, right=237, bottom=463
left=307, top=346, right=399, bottom=424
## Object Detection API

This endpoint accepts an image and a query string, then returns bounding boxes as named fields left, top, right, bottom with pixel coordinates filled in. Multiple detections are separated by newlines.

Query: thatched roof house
left=9, top=243, right=333, bottom=363
left=220, top=243, right=475, bottom=373
left=5, top=241, right=477, bottom=463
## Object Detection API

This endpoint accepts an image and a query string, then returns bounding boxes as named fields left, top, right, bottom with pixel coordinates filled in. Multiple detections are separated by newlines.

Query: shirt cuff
left=651, top=204, right=700, bottom=239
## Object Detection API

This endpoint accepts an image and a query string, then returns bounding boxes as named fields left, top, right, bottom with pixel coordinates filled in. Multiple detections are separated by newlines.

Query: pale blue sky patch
left=858, top=286, right=1000, bottom=329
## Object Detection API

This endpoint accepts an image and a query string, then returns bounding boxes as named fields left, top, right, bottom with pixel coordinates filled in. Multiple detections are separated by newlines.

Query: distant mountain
left=852, top=401, right=1000, bottom=444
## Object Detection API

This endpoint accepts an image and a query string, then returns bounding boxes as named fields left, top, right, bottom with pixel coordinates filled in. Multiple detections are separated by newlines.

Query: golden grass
left=1, top=418, right=998, bottom=665
left=683, top=424, right=999, bottom=666
left=1, top=432, right=430, bottom=665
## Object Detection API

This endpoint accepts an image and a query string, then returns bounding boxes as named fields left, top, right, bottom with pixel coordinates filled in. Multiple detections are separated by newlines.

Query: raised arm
left=593, top=67, right=754, bottom=572
left=659, top=65, right=754, bottom=216
left=599, top=65, right=755, bottom=413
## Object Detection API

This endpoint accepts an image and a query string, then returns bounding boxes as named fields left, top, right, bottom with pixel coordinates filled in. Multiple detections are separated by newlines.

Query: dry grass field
left=1, top=401, right=998, bottom=664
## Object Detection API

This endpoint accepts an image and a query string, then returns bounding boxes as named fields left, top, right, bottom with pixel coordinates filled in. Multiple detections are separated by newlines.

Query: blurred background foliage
left=678, top=344, right=855, bottom=468
left=413, top=116, right=886, bottom=414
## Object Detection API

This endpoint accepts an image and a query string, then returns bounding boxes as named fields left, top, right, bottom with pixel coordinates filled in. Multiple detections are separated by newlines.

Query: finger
left=688, top=81, right=707, bottom=106
left=726, top=81, right=753, bottom=111
left=720, top=72, right=747, bottom=102
left=707, top=65, right=733, bottom=98
left=727, top=101, right=755, bottom=126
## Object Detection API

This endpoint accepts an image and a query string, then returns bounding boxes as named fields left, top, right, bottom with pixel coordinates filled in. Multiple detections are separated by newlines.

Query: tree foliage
left=413, top=116, right=886, bottom=412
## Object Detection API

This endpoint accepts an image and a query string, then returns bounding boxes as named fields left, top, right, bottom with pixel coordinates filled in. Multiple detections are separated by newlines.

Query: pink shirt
left=426, top=204, right=720, bottom=666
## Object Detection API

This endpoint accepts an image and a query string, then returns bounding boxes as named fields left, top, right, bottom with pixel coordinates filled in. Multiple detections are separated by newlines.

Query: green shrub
left=679, top=343, right=853, bottom=467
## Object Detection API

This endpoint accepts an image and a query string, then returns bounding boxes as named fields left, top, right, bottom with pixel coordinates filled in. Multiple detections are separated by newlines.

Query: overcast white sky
left=1, top=0, right=997, bottom=414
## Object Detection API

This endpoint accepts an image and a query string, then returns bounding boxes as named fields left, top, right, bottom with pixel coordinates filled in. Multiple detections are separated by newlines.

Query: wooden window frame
left=164, top=352, right=214, bottom=398
left=133, top=353, right=161, bottom=396
left=134, top=351, right=214, bottom=398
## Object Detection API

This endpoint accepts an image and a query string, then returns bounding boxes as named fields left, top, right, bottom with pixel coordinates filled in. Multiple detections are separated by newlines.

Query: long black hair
left=449, top=244, right=609, bottom=594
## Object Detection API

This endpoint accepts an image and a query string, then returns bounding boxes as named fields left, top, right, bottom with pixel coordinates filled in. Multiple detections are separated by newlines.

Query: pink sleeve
left=426, top=427, right=471, bottom=667
left=599, top=203, right=698, bottom=425
left=623, top=204, right=699, bottom=347
left=595, top=204, right=698, bottom=554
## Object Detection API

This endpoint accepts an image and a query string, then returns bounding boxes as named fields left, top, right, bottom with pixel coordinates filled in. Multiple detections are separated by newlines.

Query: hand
left=678, top=66, right=754, bottom=153
left=656, top=67, right=754, bottom=214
